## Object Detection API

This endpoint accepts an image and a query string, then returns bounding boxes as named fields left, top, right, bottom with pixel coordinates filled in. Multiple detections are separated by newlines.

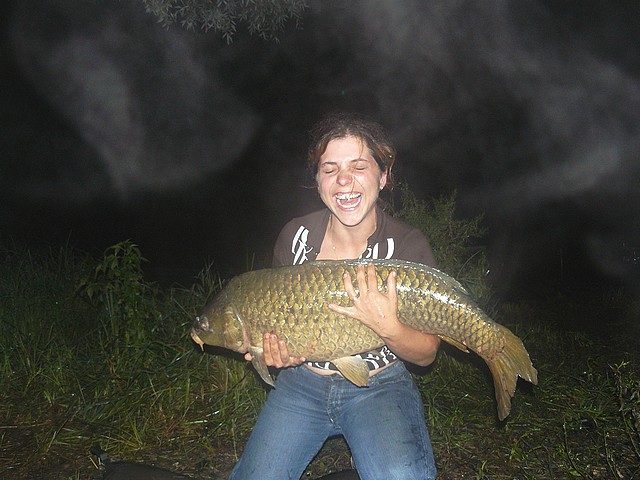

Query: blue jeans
left=228, top=361, right=436, bottom=480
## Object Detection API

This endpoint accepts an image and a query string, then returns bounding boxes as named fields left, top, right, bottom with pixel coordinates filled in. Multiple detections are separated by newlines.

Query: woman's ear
left=379, top=171, right=388, bottom=190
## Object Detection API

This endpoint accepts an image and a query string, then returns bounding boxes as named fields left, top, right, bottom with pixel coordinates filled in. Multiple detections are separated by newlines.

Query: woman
left=229, top=112, right=440, bottom=480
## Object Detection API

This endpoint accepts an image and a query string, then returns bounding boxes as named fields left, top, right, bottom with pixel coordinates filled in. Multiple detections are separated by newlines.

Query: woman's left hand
left=329, top=262, right=440, bottom=367
left=328, top=263, right=401, bottom=337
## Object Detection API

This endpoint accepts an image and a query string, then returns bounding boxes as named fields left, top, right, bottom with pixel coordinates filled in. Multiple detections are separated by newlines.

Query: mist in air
left=1, top=0, right=639, bottom=296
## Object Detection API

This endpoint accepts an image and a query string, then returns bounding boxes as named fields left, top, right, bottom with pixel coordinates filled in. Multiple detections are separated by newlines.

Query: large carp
left=191, top=259, right=538, bottom=420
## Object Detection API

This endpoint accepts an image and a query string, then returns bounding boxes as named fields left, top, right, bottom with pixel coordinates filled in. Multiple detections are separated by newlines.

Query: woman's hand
left=328, top=263, right=401, bottom=337
left=243, top=333, right=306, bottom=368
left=329, top=263, right=440, bottom=367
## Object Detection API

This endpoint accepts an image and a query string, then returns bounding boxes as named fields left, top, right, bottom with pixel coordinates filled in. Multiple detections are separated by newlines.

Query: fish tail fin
left=487, top=329, right=538, bottom=421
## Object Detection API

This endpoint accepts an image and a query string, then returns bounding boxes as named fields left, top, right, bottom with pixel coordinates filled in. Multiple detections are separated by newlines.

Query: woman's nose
left=336, top=168, right=353, bottom=186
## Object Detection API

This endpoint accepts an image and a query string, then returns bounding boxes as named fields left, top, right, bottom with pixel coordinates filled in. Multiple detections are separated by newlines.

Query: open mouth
left=335, top=192, right=361, bottom=209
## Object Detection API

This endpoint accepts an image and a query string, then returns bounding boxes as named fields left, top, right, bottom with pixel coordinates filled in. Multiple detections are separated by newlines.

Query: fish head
left=191, top=295, right=247, bottom=353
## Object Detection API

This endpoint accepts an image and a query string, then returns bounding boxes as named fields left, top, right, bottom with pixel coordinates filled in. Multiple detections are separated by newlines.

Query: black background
left=2, top=0, right=639, bottom=299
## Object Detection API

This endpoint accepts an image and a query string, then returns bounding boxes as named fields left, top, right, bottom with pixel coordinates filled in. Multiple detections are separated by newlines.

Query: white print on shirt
left=362, top=238, right=395, bottom=260
left=292, top=226, right=312, bottom=265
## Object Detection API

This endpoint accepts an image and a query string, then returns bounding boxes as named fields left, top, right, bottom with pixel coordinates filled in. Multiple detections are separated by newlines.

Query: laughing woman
left=229, top=112, right=440, bottom=480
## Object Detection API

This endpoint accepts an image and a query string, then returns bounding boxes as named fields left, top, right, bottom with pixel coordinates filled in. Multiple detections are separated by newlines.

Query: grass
left=0, top=241, right=265, bottom=479
left=1, top=202, right=639, bottom=479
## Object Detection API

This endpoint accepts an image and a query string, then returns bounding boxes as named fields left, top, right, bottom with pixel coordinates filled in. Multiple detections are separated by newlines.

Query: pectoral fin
left=332, top=356, right=370, bottom=387
left=249, top=346, right=276, bottom=387
left=438, top=334, right=470, bottom=353
left=190, top=330, right=205, bottom=351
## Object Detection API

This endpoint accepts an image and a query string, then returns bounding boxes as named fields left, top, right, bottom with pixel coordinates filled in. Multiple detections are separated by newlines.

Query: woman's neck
left=318, top=211, right=377, bottom=260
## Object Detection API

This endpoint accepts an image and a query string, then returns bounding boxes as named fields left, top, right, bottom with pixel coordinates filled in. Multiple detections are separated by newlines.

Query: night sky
left=1, top=0, right=639, bottom=299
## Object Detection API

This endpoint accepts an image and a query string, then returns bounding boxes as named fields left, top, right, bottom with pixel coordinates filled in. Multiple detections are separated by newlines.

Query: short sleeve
left=272, top=227, right=290, bottom=267
left=395, top=229, right=437, bottom=267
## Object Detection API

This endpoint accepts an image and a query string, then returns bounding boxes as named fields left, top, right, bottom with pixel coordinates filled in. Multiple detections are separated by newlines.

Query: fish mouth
left=190, top=329, right=205, bottom=351
left=335, top=192, right=361, bottom=210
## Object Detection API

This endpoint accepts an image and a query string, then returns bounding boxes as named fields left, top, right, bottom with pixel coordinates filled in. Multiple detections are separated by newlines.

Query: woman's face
left=316, top=135, right=387, bottom=229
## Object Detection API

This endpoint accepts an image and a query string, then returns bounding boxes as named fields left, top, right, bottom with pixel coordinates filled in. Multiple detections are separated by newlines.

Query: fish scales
left=191, top=259, right=538, bottom=420
left=239, top=263, right=383, bottom=358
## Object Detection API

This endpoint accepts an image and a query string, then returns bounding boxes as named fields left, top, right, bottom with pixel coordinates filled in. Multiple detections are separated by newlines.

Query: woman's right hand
left=244, top=333, right=306, bottom=368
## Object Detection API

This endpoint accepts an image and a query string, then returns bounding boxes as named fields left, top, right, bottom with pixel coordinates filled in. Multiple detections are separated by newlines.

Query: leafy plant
left=141, top=0, right=307, bottom=42
left=78, top=240, right=157, bottom=345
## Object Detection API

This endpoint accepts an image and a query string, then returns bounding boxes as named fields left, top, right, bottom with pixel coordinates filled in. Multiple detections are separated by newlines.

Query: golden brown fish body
left=191, top=259, right=537, bottom=420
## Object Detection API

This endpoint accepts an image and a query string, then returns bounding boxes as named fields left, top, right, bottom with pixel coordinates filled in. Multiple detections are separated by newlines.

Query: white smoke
left=8, top=0, right=258, bottom=201
left=303, top=0, right=640, bottom=286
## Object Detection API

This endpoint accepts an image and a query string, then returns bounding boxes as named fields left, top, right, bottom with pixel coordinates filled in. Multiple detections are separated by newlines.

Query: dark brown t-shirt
left=273, top=206, right=436, bottom=267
